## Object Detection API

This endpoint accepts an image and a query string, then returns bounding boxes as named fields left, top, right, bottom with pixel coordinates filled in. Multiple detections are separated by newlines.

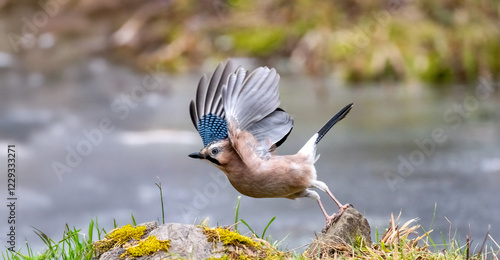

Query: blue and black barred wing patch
left=198, top=114, right=228, bottom=146
left=190, top=60, right=235, bottom=146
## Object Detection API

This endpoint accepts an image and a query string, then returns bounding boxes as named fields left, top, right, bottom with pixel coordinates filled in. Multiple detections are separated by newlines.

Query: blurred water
left=0, top=58, right=499, bottom=254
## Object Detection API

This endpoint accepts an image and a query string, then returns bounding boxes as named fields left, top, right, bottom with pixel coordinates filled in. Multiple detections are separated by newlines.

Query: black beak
left=188, top=152, right=205, bottom=159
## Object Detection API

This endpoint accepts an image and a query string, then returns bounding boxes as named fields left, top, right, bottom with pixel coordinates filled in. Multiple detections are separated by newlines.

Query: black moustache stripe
left=206, top=156, right=221, bottom=166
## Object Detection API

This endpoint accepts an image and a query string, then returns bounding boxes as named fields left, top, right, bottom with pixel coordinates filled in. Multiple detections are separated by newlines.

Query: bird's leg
left=316, top=198, right=331, bottom=223
left=325, top=188, right=352, bottom=225
left=316, top=198, right=344, bottom=229
left=312, top=181, right=351, bottom=224
left=299, top=189, right=337, bottom=226
left=325, top=188, right=343, bottom=208
left=325, top=188, right=351, bottom=214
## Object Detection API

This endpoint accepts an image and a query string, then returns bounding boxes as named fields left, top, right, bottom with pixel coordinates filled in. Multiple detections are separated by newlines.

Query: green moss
left=93, top=224, right=146, bottom=255
left=201, top=226, right=288, bottom=260
left=93, top=224, right=170, bottom=259
left=203, top=227, right=261, bottom=249
left=122, top=236, right=171, bottom=258
left=107, top=224, right=146, bottom=245
left=93, top=237, right=116, bottom=255
left=351, top=233, right=365, bottom=250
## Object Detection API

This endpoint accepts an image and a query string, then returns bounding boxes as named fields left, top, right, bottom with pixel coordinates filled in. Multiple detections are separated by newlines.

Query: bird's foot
left=340, top=203, right=353, bottom=211
left=322, top=204, right=353, bottom=232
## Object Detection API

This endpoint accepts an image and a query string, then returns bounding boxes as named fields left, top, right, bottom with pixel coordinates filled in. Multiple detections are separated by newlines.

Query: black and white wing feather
left=222, top=66, right=293, bottom=154
left=190, top=61, right=234, bottom=146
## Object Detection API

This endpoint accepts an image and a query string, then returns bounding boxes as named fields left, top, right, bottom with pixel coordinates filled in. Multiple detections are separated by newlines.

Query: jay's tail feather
left=315, top=103, right=353, bottom=145
left=298, top=103, right=353, bottom=158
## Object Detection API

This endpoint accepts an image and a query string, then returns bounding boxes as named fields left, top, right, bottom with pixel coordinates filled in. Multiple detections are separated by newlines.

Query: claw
left=322, top=204, right=352, bottom=232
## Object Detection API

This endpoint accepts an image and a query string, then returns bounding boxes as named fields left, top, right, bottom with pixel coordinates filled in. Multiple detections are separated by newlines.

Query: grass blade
left=87, top=219, right=94, bottom=244
left=261, top=216, right=276, bottom=239
left=234, top=196, right=241, bottom=232
left=477, top=225, right=491, bottom=259
left=440, top=231, right=447, bottom=251
left=273, top=233, right=290, bottom=249
left=240, top=219, right=258, bottom=238
left=155, top=177, right=166, bottom=224
left=421, top=226, right=437, bottom=250
left=429, top=203, right=437, bottom=231
left=131, top=212, right=137, bottom=226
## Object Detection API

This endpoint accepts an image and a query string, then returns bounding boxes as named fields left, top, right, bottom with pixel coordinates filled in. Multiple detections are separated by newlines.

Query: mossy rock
left=94, top=221, right=172, bottom=259
left=94, top=222, right=282, bottom=260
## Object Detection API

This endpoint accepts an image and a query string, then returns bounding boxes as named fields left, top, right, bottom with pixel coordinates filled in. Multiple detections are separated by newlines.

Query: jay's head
left=189, top=140, right=231, bottom=166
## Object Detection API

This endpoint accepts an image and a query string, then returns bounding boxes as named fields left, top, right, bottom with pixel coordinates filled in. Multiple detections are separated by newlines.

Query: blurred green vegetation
left=1, top=0, right=499, bottom=84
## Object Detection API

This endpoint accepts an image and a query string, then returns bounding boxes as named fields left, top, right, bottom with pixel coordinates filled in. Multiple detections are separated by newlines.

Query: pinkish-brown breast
left=221, top=153, right=314, bottom=199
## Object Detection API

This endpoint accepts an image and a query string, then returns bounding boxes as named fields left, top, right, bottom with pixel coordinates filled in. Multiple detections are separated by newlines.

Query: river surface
left=1, top=57, right=499, bottom=253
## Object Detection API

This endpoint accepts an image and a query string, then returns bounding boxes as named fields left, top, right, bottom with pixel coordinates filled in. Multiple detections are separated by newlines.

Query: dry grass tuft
left=307, top=212, right=500, bottom=260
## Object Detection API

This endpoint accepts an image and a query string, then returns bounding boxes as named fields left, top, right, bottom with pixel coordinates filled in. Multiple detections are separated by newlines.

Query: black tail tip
left=315, top=103, right=354, bottom=144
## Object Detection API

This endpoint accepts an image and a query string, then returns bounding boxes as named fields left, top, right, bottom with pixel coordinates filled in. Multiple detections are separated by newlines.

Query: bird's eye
left=211, top=147, right=220, bottom=156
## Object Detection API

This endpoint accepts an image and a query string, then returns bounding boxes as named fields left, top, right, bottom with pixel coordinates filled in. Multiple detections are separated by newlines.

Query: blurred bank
left=0, top=0, right=499, bottom=83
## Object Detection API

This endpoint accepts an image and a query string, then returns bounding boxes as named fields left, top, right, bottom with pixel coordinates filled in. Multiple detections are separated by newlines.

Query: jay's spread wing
left=222, top=66, right=293, bottom=154
left=190, top=61, right=234, bottom=146
left=245, top=108, right=293, bottom=151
